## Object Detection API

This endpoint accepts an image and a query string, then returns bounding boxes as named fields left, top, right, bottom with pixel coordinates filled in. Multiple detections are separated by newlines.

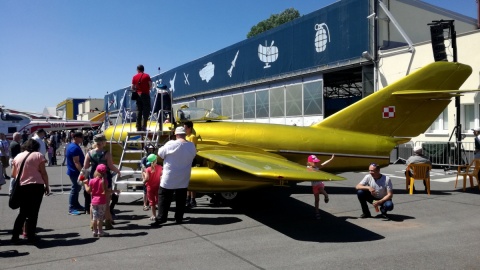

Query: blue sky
left=0, top=0, right=478, bottom=113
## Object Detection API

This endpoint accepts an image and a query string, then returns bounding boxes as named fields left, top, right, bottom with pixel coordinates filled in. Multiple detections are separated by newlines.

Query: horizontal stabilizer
left=393, top=89, right=479, bottom=99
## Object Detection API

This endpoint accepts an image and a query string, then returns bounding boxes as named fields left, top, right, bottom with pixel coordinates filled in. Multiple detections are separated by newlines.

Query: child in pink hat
left=307, top=154, right=334, bottom=220
left=83, top=164, right=109, bottom=237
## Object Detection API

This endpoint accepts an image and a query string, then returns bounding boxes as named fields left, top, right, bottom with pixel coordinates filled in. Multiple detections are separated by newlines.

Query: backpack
left=88, top=150, right=112, bottom=185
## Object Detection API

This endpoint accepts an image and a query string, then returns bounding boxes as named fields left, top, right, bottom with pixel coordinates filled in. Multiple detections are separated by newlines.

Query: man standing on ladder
left=131, top=64, right=152, bottom=132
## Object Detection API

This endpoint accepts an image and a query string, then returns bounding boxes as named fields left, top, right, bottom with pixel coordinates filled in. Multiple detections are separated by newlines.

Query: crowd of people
left=1, top=124, right=399, bottom=245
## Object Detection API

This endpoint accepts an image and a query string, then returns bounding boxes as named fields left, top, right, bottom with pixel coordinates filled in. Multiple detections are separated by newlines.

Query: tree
left=247, top=8, right=300, bottom=38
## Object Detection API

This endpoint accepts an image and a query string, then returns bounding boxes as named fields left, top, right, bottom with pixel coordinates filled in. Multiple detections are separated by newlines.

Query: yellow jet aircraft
left=105, top=61, right=475, bottom=198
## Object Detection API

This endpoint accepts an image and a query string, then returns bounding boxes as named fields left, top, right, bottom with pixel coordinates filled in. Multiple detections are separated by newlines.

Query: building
left=76, top=98, right=104, bottom=121
left=105, top=0, right=479, bottom=158
left=56, top=98, right=87, bottom=120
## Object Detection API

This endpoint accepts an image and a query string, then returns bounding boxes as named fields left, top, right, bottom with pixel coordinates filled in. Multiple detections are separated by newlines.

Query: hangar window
left=212, top=98, right=222, bottom=116
left=244, top=92, right=255, bottom=119
left=269, top=87, right=285, bottom=117
left=428, top=108, right=448, bottom=133
left=256, top=90, right=269, bottom=118
left=232, top=94, right=243, bottom=120
left=222, top=96, right=233, bottom=119
left=285, top=84, right=302, bottom=116
left=197, top=99, right=212, bottom=111
left=303, top=81, right=323, bottom=115
left=463, top=104, right=474, bottom=132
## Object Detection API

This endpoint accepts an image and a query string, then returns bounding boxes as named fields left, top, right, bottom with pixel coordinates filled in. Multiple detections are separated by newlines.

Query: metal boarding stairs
left=109, top=86, right=173, bottom=196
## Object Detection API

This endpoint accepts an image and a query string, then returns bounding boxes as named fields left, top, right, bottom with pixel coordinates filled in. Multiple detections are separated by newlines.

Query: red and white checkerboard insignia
left=382, top=106, right=395, bottom=118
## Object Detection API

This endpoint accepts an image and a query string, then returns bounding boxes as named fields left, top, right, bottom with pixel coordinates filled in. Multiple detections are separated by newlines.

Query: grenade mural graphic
left=314, top=23, right=330, bottom=52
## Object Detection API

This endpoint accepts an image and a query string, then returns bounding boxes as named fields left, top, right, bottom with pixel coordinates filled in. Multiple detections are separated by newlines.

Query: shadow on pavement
left=108, top=231, right=148, bottom=238
left=184, top=216, right=242, bottom=225
left=230, top=188, right=384, bottom=243
left=35, top=237, right=98, bottom=249
left=0, top=250, right=30, bottom=258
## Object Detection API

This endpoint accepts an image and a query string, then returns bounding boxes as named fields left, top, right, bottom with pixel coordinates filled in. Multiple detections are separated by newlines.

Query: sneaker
left=26, top=236, right=40, bottom=244
left=104, top=220, right=114, bottom=230
left=10, top=236, right=21, bottom=245
left=69, top=210, right=81, bottom=216
left=190, top=199, right=197, bottom=208
left=93, top=231, right=98, bottom=237
left=360, top=213, right=372, bottom=219
left=98, top=231, right=109, bottom=237
left=151, top=217, right=167, bottom=226
left=4, top=174, right=10, bottom=180
left=75, top=207, right=85, bottom=212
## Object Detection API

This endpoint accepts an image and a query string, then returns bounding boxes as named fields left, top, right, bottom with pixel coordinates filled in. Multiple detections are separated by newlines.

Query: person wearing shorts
left=307, top=154, right=334, bottom=220
left=83, top=164, right=109, bottom=237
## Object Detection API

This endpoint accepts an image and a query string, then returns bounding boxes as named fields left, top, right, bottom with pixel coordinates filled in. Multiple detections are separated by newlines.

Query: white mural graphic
left=169, top=73, right=176, bottom=92
left=184, top=73, right=190, bottom=85
left=258, top=40, right=278, bottom=68
left=108, top=94, right=117, bottom=109
left=314, top=23, right=330, bottom=52
left=199, top=62, right=215, bottom=83
left=227, top=50, right=239, bottom=77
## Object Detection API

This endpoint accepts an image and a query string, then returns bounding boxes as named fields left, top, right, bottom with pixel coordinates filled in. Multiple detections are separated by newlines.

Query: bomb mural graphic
left=314, top=23, right=330, bottom=53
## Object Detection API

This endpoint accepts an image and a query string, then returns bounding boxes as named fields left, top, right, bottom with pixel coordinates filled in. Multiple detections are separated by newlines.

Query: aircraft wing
left=197, top=144, right=345, bottom=182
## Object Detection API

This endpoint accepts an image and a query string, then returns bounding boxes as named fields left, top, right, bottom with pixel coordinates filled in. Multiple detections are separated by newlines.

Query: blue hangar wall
left=105, top=0, right=369, bottom=112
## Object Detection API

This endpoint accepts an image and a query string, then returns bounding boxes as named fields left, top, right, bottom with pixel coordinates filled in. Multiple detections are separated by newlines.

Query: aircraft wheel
left=220, top=192, right=238, bottom=201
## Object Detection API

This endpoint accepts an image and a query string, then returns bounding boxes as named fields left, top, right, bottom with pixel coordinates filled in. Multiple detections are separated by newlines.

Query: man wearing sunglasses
left=355, top=163, right=394, bottom=219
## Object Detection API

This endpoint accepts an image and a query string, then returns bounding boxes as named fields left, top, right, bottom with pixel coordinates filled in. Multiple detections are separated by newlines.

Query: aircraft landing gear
left=208, top=192, right=240, bottom=206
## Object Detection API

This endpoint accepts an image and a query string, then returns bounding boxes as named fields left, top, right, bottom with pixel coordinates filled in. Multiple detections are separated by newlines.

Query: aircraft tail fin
left=314, top=62, right=473, bottom=138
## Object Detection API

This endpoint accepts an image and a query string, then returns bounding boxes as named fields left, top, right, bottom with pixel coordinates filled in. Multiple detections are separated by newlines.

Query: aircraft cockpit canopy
left=176, top=107, right=227, bottom=122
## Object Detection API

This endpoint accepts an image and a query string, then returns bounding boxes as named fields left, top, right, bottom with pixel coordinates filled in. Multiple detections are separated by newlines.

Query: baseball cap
left=308, top=155, right=321, bottom=163
left=96, top=164, right=107, bottom=174
left=471, top=127, right=480, bottom=132
left=146, top=154, right=157, bottom=165
left=174, top=127, right=186, bottom=135
left=413, top=146, right=423, bottom=153
left=93, top=134, right=107, bottom=142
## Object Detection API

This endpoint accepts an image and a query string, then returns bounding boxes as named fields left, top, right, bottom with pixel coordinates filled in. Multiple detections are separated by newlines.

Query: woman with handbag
left=10, top=139, right=49, bottom=244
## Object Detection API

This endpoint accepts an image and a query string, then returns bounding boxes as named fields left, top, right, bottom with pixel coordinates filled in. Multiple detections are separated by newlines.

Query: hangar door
left=323, top=65, right=374, bottom=118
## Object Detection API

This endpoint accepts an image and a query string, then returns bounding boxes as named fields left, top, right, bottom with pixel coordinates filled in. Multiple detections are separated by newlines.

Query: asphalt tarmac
left=1, top=163, right=479, bottom=270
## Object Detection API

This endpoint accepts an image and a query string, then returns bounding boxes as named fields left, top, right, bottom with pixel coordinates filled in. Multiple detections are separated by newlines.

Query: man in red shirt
left=131, top=64, right=152, bottom=131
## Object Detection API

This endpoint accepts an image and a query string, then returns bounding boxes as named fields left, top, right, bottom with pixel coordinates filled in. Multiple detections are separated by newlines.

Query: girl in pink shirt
left=84, top=164, right=108, bottom=237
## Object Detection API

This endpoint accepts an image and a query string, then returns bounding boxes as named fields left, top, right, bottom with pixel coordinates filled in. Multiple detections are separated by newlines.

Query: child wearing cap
left=307, top=154, right=334, bottom=220
left=143, top=154, right=162, bottom=220
left=83, top=164, right=109, bottom=237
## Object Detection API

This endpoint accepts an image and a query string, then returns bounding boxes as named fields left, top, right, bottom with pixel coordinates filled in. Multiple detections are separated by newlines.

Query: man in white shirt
left=355, top=163, right=394, bottom=219
left=32, top=129, right=47, bottom=158
left=153, top=127, right=196, bottom=226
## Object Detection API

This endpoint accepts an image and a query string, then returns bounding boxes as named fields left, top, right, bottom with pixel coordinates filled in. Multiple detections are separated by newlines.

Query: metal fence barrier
left=390, top=141, right=474, bottom=167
